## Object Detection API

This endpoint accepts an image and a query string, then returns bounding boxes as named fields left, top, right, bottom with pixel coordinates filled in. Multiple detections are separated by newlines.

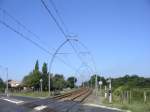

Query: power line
left=0, top=7, right=94, bottom=87
left=78, top=40, right=98, bottom=73
left=48, top=0, right=69, bottom=34
left=0, top=8, right=52, bottom=51
left=77, top=40, right=99, bottom=92
left=41, top=0, right=89, bottom=67
left=41, top=0, right=67, bottom=37
left=0, top=20, right=52, bottom=55
left=0, top=20, right=78, bottom=71
left=0, top=8, right=76, bottom=55
left=0, top=8, right=79, bottom=72
left=43, top=0, right=97, bottom=73
left=41, top=0, right=96, bottom=88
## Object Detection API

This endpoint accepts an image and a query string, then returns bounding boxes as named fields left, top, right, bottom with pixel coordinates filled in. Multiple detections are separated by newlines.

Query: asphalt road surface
left=0, top=95, right=32, bottom=112
left=0, top=95, right=121, bottom=112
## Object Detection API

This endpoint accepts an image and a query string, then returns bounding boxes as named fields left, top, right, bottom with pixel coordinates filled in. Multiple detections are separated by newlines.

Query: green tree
left=22, top=60, right=41, bottom=89
left=35, top=60, right=39, bottom=71
left=67, top=76, right=77, bottom=88
left=42, top=62, right=48, bottom=91
left=22, top=72, right=33, bottom=87
left=0, top=78, right=5, bottom=92
left=32, top=60, right=41, bottom=89
left=52, top=74, right=66, bottom=90
left=88, top=75, right=106, bottom=88
left=112, top=75, right=150, bottom=91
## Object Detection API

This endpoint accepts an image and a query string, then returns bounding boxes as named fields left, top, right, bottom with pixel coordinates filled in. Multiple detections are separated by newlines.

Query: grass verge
left=11, top=91, right=49, bottom=98
left=11, top=89, right=76, bottom=98
left=102, top=98, right=150, bottom=112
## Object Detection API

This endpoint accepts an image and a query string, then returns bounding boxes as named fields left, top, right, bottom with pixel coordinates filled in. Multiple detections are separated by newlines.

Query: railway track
left=22, top=88, right=92, bottom=112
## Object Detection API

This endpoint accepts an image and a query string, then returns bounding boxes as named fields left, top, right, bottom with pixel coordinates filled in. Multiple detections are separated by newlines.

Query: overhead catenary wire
left=77, top=40, right=99, bottom=92
left=78, top=40, right=98, bottom=73
left=0, top=20, right=78, bottom=72
left=0, top=8, right=79, bottom=72
left=41, top=0, right=67, bottom=37
left=0, top=8, right=53, bottom=51
left=0, top=8, right=76, bottom=55
left=41, top=0, right=90, bottom=68
left=42, top=1, right=96, bottom=67
left=41, top=0, right=98, bottom=91
left=0, top=3, right=96, bottom=89
left=48, top=0, right=69, bottom=34
left=41, top=0, right=98, bottom=89
left=0, top=20, right=52, bottom=55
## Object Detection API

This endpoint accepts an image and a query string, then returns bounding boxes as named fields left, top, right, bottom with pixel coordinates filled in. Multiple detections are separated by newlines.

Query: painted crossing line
left=84, top=103, right=123, bottom=111
left=34, top=105, right=48, bottom=111
left=0, top=97, right=24, bottom=104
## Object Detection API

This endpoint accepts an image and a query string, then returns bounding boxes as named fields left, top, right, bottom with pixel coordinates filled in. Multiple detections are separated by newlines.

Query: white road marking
left=84, top=103, right=125, bottom=111
left=2, top=98, right=24, bottom=104
left=34, top=105, right=48, bottom=111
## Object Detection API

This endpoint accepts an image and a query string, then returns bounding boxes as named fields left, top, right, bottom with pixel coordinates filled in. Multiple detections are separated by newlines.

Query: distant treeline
left=111, top=75, right=150, bottom=90
left=0, top=78, right=5, bottom=92
left=22, top=60, right=77, bottom=91
left=0, top=60, right=149, bottom=92
left=84, top=74, right=150, bottom=91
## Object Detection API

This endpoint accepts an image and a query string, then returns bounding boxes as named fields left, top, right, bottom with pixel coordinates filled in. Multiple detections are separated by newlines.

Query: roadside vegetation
left=0, top=78, right=5, bottom=93
left=81, top=74, right=150, bottom=112
left=10, top=60, right=77, bottom=97
left=1, top=60, right=150, bottom=112
left=103, top=89, right=150, bottom=112
left=22, top=60, right=77, bottom=91
left=101, top=75, right=150, bottom=112
left=12, top=91, right=49, bottom=98
left=12, top=88, right=75, bottom=98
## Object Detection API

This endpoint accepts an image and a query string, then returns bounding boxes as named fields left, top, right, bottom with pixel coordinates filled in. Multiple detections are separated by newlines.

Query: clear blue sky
left=0, top=0, right=150, bottom=82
